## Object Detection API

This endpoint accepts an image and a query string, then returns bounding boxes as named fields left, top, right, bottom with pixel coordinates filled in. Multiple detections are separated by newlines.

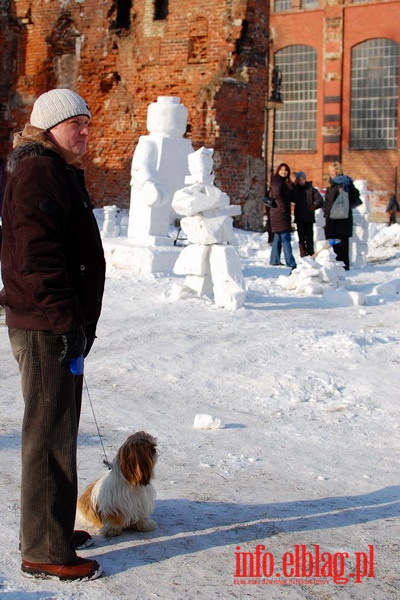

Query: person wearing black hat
left=0, top=89, right=105, bottom=580
left=292, top=171, right=323, bottom=257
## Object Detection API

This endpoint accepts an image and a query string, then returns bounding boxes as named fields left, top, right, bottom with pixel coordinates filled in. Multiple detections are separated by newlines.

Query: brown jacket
left=0, top=126, right=105, bottom=337
left=269, top=174, right=293, bottom=233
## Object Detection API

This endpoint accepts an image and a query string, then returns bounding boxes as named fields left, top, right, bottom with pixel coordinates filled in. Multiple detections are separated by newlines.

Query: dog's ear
left=118, top=433, right=157, bottom=486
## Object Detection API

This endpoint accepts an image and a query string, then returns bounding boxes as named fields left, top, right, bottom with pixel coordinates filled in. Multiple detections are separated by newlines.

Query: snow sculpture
left=128, top=96, right=194, bottom=245
left=314, top=189, right=326, bottom=253
left=171, top=147, right=246, bottom=310
left=101, top=205, right=121, bottom=238
left=352, top=179, right=371, bottom=268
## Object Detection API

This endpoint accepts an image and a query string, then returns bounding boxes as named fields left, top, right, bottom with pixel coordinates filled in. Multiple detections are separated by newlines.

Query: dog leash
left=83, top=375, right=112, bottom=470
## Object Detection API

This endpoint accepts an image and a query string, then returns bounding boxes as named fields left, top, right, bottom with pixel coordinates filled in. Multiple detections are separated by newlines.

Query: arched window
left=274, top=45, right=317, bottom=151
left=154, top=0, right=168, bottom=20
left=350, top=38, right=398, bottom=150
left=110, top=0, right=132, bottom=30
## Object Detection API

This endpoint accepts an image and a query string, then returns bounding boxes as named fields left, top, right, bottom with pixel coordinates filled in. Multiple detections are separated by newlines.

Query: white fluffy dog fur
left=77, top=431, right=157, bottom=537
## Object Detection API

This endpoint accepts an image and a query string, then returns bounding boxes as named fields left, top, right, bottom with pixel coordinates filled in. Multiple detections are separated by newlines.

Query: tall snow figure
left=352, top=179, right=371, bottom=268
left=172, top=147, right=246, bottom=310
left=128, top=96, right=194, bottom=245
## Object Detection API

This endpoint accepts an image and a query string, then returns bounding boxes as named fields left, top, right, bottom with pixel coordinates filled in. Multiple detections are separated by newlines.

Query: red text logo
left=234, top=544, right=375, bottom=585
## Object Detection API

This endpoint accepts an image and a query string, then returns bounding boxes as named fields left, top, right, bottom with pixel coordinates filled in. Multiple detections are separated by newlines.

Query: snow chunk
left=193, top=413, right=224, bottom=430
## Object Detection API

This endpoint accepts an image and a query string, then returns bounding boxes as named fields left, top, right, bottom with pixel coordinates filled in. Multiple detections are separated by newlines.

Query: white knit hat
left=30, top=88, right=91, bottom=130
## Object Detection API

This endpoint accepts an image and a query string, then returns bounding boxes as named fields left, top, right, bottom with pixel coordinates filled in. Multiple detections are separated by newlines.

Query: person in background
left=0, top=89, right=106, bottom=581
left=292, top=171, right=323, bottom=257
left=269, top=163, right=296, bottom=270
left=323, top=162, right=360, bottom=271
left=386, top=194, right=399, bottom=226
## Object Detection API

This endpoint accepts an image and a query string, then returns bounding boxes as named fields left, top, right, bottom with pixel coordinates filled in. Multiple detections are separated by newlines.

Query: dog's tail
left=77, top=481, right=104, bottom=529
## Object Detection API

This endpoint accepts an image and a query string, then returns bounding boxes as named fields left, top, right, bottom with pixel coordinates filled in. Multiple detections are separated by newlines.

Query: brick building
left=0, top=0, right=269, bottom=231
left=269, top=0, right=400, bottom=208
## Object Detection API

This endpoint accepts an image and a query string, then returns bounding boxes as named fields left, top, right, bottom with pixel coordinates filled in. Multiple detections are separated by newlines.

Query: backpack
left=330, top=188, right=349, bottom=220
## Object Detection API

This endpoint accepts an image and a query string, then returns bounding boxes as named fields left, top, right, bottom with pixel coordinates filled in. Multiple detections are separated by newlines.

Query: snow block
left=172, top=184, right=230, bottom=216
left=323, top=288, right=366, bottom=306
left=173, top=244, right=210, bottom=275
left=209, top=245, right=246, bottom=309
left=180, top=212, right=235, bottom=245
left=184, top=274, right=214, bottom=297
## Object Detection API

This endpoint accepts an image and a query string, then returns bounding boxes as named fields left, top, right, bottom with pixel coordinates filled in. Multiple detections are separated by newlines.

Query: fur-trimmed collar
left=7, top=124, right=64, bottom=173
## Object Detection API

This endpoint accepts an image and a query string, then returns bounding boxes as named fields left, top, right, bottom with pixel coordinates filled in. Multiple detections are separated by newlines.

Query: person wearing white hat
left=0, top=89, right=105, bottom=581
left=30, top=88, right=91, bottom=130
left=29, top=88, right=92, bottom=164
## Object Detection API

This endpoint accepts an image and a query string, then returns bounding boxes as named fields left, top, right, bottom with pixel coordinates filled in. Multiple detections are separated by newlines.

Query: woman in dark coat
left=269, top=163, right=296, bottom=269
left=323, top=162, right=361, bottom=270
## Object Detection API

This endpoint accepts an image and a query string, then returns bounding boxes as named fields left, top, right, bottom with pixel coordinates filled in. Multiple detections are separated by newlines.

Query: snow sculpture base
left=209, top=244, right=246, bottom=310
left=130, top=233, right=175, bottom=247
left=102, top=238, right=180, bottom=279
left=174, top=243, right=246, bottom=309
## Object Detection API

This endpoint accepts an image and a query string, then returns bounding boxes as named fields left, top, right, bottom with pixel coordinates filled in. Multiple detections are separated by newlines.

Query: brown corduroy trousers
left=9, top=327, right=83, bottom=564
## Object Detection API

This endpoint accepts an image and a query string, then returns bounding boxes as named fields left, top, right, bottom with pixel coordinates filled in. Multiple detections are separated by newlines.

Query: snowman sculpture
left=128, top=96, right=194, bottom=246
left=171, top=147, right=246, bottom=310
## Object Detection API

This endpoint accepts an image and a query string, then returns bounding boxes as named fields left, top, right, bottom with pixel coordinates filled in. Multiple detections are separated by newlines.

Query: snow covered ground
left=1, top=221, right=400, bottom=599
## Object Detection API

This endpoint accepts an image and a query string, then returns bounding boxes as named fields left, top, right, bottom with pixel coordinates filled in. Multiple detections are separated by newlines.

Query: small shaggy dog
left=77, top=431, right=158, bottom=537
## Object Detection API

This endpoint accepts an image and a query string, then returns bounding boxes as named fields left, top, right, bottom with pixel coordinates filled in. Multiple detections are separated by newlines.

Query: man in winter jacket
left=292, top=171, right=323, bottom=257
left=0, top=89, right=105, bottom=581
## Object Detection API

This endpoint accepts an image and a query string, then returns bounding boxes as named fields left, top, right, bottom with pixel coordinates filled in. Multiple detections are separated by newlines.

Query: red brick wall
left=1, top=0, right=269, bottom=230
left=341, top=2, right=400, bottom=207
left=270, top=0, right=400, bottom=210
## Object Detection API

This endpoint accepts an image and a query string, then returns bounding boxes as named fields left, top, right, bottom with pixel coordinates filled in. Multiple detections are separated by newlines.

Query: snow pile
left=371, top=275, right=400, bottom=298
left=367, top=222, right=400, bottom=261
left=278, top=248, right=346, bottom=296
